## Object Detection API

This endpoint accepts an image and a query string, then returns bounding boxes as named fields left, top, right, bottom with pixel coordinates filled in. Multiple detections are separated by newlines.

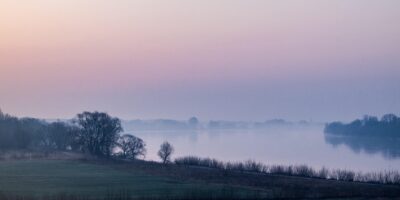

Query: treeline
left=122, top=117, right=200, bottom=131
left=324, top=114, right=400, bottom=137
left=122, top=118, right=314, bottom=131
left=0, top=112, right=77, bottom=151
left=174, top=156, right=400, bottom=185
left=0, top=110, right=146, bottom=160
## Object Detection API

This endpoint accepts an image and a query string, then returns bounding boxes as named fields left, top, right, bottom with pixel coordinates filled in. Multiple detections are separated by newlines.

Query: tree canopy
left=324, top=114, right=400, bottom=137
left=75, top=111, right=123, bottom=157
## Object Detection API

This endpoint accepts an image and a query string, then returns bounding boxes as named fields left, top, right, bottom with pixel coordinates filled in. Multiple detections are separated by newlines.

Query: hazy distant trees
left=117, top=134, right=146, bottom=160
left=1, top=109, right=150, bottom=159
left=324, top=114, right=400, bottom=137
left=0, top=110, right=78, bottom=151
left=75, top=112, right=123, bottom=157
left=0, top=112, right=48, bottom=150
left=0, top=110, right=150, bottom=159
left=14, top=118, right=44, bottom=149
left=123, top=118, right=202, bottom=131
left=382, top=114, right=398, bottom=123
left=48, top=122, right=78, bottom=150
left=188, top=117, right=199, bottom=128
left=158, top=141, right=174, bottom=164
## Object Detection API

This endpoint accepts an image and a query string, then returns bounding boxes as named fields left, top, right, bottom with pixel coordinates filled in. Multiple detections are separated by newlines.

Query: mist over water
left=127, top=126, right=400, bottom=172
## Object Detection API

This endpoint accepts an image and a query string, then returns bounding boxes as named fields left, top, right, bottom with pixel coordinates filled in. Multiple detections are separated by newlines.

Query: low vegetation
left=0, top=160, right=264, bottom=200
left=174, top=156, right=400, bottom=185
left=1, top=157, right=400, bottom=199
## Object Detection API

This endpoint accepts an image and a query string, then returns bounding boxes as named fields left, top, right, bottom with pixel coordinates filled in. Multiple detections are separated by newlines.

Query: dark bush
left=331, top=169, right=355, bottom=181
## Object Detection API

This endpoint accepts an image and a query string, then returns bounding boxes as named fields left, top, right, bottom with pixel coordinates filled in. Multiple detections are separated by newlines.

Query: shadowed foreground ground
left=0, top=157, right=399, bottom=199
left=0, top=160, right=262, bottom=199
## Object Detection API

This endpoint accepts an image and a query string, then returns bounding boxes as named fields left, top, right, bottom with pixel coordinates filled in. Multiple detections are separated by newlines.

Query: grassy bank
left=112, top=159, right=400, bottom=199
left=0, top=157, right=399, bottom=199
left=0, top=160, right=265, bottom=199
left=174, top=156, right=400, bottom=184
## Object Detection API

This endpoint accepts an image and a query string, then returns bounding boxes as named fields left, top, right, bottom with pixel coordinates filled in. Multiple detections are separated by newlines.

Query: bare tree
left=75, top=111, right=123, bottom=157
left=117, top=134, right=146, bottom=160
left=158, top=141, right=174, bottom=164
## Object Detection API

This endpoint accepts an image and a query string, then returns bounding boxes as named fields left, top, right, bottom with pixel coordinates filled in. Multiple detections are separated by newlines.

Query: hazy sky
left=1, top=0, right=399, bottom=122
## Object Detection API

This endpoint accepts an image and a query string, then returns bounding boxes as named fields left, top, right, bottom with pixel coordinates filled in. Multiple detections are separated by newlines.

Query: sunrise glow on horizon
left=1, top=0, right=399, bottom=121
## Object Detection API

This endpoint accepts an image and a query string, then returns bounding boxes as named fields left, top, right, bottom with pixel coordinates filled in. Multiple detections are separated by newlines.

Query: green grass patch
left=0, top=160, right=265, bottom=199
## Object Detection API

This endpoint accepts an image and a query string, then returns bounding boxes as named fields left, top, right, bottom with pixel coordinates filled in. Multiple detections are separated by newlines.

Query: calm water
left=127, top=126, right=400, bottom=172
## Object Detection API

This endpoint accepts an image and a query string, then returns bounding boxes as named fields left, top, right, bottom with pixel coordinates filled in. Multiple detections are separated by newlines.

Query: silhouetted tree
left=0, top=110, right=120, bottom=153
left=48, top=121, right=78, bottom=150
left=0, top=112, right=37, bottom=150
left=381, top=114, right=398, bottom=123
left=75, top=112, right=122, bottom=157
left=18, top=118, right=47, bottom=149
left=116, top=134, right=146, bottom=159
left=158, top=141, right=174, bottom=164
left=325, top=114, right=400, bottom=137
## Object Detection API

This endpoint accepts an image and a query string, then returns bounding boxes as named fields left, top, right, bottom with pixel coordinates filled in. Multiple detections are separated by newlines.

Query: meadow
left=0, top=159, right=265, bottom=199
left=0, top=155, right=399, bottom=199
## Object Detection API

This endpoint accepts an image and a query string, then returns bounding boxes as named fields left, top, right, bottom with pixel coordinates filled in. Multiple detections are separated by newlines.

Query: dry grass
left=1, top=152, right=400, bottom=199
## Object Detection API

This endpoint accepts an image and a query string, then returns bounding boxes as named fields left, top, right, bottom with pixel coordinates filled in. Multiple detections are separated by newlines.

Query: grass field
left=0, top=160, right=265, bottom=199
left=0, top=158, right=399, bottom=199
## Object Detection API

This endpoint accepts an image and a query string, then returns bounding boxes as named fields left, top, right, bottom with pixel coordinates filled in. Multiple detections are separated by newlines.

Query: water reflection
left=127, top=127, right=400, bottom=172
left=324, top=134, right=400, bottom=159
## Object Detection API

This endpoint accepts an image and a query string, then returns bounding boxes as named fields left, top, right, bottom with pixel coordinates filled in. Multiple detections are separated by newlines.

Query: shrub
left=331, top=169, right=355, bottom=181
left=174, top=156, right=400, bottom=185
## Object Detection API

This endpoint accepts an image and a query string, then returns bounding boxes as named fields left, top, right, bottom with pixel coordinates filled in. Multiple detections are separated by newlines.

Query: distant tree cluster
left=123, top=117, right=200, bottom=131
left=324, top=114, right=400, bottom=137
left=0, top=110, right=148, bottom=159
left=0, top=110, right=78, bottom=151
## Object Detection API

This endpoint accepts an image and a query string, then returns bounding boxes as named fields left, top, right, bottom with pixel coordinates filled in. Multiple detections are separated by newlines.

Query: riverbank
left=0, top=152, right=399, bottom=199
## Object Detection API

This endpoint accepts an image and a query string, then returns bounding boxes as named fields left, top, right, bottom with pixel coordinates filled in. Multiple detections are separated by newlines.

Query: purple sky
left=0, top=0, right=399, bottom=121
